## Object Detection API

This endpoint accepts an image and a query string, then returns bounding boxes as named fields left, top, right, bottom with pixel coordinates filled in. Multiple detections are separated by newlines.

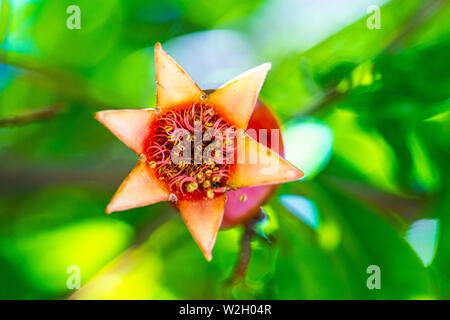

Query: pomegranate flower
left=95, top=43, right=303, bottom=260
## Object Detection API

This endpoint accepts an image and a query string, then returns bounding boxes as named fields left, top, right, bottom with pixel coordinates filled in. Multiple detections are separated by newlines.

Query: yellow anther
left=203, top=180, right=211, bottom=189
left=206, top=188, right=214, bottom=199
left=205, top=170, right=212, bottom=177
left=239, top=194, right=247, bottom=202
left=149, top=161, right=156, bottom=168
left=186, top=182, right=198, bottom=193
left=205, top=122, right=213, bottom=129
left=212, top=176, right=221, bottom=182
left=197, top=172, right=204, bottom=183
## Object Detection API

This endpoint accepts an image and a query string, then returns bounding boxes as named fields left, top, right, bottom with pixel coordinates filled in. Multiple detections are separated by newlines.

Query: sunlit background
left=0, top=0, right=449, bottom=299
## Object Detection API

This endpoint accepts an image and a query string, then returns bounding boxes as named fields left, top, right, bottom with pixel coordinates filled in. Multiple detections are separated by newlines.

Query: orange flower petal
left=177, top=195, right=226, bottom=261
left=228, top=133, right=303, bottom=189
left=222, top=102, right=283, bottom=228
left=95, top=109, right=155, bottom=155
left=207, top=63, right=271, bottom=129
left=106, top=160, right=169, bottom=214
left=155, top=43, right=204, bottom=111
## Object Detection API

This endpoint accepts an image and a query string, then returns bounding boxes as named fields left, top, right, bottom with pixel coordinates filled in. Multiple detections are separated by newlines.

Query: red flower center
left=145, top=101, right=236, bottom=200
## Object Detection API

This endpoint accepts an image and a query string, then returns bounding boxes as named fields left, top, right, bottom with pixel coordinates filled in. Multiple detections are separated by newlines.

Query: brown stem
left=296, top=0, right=445, bottom=118
left=0, top=104, right=66, bottom=127
left=0, top=49, right=129, bottom=109
left=297, top=86, right=344, bottom=117
left=229, top=210, right=265, bottom=284
left=385, top=0, right=447, bottom=53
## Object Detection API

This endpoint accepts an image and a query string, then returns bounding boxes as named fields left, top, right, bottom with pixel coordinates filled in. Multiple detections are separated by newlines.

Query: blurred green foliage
left=0, top=0, right=449, bottom=299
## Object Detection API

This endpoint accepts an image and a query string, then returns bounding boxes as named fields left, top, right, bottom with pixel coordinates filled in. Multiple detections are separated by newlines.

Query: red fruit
left=222, top=102, right=286, bottom=228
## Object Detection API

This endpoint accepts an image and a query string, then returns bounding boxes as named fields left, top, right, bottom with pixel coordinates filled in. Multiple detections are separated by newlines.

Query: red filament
left=145, top=102, right=236, bottom=200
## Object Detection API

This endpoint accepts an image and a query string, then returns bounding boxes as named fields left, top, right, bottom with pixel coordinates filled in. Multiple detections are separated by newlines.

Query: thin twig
left=385, top=0, right=447, bottom=53
left=0, top=49, right=129, bottom=109
left=0, top=104, right=66, bottom=127
left=229, top=210, right=265, bottom=284
left=295, top=0, right=445, bottom=118
left=296, top=86, right=344, bottom=117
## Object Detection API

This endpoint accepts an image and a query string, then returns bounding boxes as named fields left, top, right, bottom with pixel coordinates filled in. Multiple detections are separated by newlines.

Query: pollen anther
left=203, top=180, right=211, bottom=188
left=146, top=102, right=235, bottom=199
left=186, top=182, right=198, bottom=193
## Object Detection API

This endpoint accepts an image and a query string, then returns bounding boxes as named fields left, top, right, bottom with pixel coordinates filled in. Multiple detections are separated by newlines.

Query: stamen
left=203, top=180, right=211, bottom=188
left=145, top=102, right=235, bottom=199
left=186, top=182, right=198, bottom=193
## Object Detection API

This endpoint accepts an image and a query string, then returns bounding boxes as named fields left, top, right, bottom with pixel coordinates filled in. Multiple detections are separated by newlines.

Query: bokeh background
left=0, top=0, right=449, bottom=299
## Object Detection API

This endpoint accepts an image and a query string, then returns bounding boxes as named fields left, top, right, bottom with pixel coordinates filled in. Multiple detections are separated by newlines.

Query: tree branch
left=385, top=0, right=447, bottom=53
left=229, top=210, right=265, bottom=284
left=0, top=49, right=129, bottom=109
left=296, top=0, right=445, bottom=118
left=0, top=104, right=65, bottom=127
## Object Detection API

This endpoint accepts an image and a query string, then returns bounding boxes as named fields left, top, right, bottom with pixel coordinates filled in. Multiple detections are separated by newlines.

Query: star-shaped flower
left=95, top=43, right=303, bottom=260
